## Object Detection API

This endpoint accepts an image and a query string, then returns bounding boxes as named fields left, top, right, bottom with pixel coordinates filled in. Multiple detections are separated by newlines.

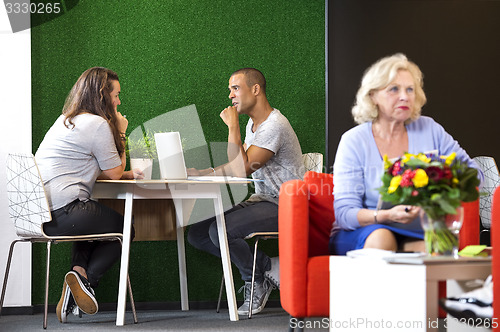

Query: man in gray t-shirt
left=187, top=68, right=304, bottom=316
left=244, top=108, right=304, bottom=204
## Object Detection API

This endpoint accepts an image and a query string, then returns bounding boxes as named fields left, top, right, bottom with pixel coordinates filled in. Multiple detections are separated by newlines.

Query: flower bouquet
left=378, top=152, right=480, bottom=255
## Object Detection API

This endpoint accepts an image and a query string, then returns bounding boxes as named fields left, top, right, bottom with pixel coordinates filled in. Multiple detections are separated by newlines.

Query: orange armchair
left=491, top=186, right=500, bottom=329
left=278, top=171, right=480, bottom=328
left=279, top=171, right=334, bottom=326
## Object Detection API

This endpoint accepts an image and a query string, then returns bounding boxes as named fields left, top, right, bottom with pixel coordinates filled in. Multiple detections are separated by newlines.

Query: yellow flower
left=453, top=178, right=459, bottom=184
left=383, top=155, right=391, bottom=170
left=388, top=175, right=402, bottom=193
left=401, top=153, right=414, bottom=163
left=412, top=169, right=429, bottom=188
left=441, top=152, right=456, bottom=166
left=416, top=153, right=431, bottom=163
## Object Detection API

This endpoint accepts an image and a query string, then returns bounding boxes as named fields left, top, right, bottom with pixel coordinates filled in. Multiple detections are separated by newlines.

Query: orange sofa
left=278, top=171, right=479, bottom=327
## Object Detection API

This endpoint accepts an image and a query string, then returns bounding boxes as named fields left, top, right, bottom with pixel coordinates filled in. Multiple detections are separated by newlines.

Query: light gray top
left=35, top=114, right=122, bottom=210
left=244, top=109, right=304, bottom=204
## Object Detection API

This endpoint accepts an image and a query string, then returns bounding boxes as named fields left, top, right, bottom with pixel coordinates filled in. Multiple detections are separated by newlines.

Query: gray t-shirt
left=244, top=109, right=304, bottom=204
left=35, top=114, right=122, bottom=210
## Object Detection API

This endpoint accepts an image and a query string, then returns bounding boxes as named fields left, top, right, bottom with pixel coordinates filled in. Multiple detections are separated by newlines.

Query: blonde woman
left=330, top=54, right=482, bottom=255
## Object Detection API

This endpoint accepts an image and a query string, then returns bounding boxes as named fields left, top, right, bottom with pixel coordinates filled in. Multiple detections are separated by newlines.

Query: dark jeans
left=187, top=200, right=278, bottom=283
left=44, top=199, right=134, bottom=288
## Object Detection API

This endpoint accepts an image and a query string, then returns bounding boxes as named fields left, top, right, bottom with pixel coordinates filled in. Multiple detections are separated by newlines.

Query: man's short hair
left=232, top=68, right=267, bottom=95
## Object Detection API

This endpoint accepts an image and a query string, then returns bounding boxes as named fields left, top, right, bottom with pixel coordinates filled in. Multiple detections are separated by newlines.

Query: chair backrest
left=473, top=156, right=500, bottom=229
left=304, top=171, right=334, bottom=256
left=5, top=152, right=51, bottom=238
left=302, top=152, right=323, bottom=173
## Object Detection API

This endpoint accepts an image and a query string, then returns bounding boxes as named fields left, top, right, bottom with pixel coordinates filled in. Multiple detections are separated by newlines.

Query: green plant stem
left=424, top=227, right=458, bottom=255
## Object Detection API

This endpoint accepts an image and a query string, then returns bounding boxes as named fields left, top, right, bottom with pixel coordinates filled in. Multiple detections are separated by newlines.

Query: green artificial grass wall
left=31, top=0, right=325, bottom=305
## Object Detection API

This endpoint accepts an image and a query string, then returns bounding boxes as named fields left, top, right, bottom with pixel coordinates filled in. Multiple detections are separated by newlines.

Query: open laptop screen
left=155, top=132, right=188, bottom=180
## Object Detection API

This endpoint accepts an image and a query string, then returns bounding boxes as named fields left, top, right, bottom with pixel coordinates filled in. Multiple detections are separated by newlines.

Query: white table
left=92, top=178, right=251, bottom=325
left=329, top=255, right=491, bottom=332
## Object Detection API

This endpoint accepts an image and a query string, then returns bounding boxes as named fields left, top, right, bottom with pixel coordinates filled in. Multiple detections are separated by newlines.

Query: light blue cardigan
left=333, top=116, right=483, bottom=231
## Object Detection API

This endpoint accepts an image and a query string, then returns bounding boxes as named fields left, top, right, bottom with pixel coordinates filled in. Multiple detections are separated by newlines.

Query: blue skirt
left=329, top=224, right=424, bottom=255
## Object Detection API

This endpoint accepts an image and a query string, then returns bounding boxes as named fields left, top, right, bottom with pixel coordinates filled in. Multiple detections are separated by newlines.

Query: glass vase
left=419, top=207, right=464, bottom=257
left=130, top=158, right=153, bottom=180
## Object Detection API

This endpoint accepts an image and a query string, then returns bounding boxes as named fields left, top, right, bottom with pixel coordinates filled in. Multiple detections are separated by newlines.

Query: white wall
left=0, top=9, right=32, bottom=306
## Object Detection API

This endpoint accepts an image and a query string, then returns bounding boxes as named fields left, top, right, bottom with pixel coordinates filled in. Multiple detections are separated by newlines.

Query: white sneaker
left=440, top=275, right=493, bottom=323
left=264, top=257, right=280, bottom=289
left=237, top=279, right=273, bottom=316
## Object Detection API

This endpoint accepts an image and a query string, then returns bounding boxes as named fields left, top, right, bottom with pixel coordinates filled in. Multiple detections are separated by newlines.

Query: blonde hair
left=352, top=53, right=427, bottom=124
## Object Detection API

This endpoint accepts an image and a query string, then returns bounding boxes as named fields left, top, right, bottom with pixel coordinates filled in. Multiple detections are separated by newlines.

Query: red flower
left=443, top=166, right=453, bottom=179
left=426, top=166, right=444, bottom=182
left=400, top=169, right=415, bottom=187
left=411, top=190, right=419, bottom=196
left=391, top=161, right=402, bottom=176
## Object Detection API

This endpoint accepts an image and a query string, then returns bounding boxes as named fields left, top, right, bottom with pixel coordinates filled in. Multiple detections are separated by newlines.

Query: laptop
left=155, top=132, right=188, bottom=180
left=155, top=132, right=259, bottom=182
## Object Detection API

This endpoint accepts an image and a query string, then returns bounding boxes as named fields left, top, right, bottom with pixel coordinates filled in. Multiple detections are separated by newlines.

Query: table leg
left=173, top=198, right=189, bottom=311
left=426, top=280, right=439, bottom=331
left=116, top=191, right=134, bottom=326
left=213, top=190, right=238, bottom=321
left=176, top=226, right=189, bottom=310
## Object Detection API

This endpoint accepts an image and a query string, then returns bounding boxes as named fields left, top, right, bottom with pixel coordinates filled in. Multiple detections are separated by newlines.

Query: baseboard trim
left=0, top=306, right=36, bottom=315
left=1, top=300, right=282, bottom=315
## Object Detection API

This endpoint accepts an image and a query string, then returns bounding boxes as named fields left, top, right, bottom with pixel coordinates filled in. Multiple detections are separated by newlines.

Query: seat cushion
left=459, top=199, right=479, bottom=249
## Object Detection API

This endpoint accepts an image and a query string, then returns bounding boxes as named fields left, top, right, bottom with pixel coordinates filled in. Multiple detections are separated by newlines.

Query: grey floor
left=0, top=307, right=330, bottom=331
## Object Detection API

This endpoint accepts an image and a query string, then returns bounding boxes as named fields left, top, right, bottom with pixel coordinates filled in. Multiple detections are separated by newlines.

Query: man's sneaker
left=264, top=256, right=280, bottom=289
left=65, top=271, right=98, bottom=315
left=439, top=275, right=493, bottom=326
left=56, top=281, right=78, bottom=323
left=237, top=279, right=273, bottom=316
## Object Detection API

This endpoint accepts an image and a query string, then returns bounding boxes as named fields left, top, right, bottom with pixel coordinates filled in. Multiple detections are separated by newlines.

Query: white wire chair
left=302, top=152, right=324, bottom=173
left=473, top=156, right=500, bottom=241
left=0, top=152, right=137, bottom=329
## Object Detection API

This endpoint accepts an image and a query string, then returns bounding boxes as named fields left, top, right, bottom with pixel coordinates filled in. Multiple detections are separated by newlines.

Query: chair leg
left=43, top=241, right=52, bottom=329
left=0, top=240, right=21, bottom=318
left=248, top=238, right=260, bottom=319
left=216, top=276, right=224, bottom=313
left=127, top=274, right=138, bottom=324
